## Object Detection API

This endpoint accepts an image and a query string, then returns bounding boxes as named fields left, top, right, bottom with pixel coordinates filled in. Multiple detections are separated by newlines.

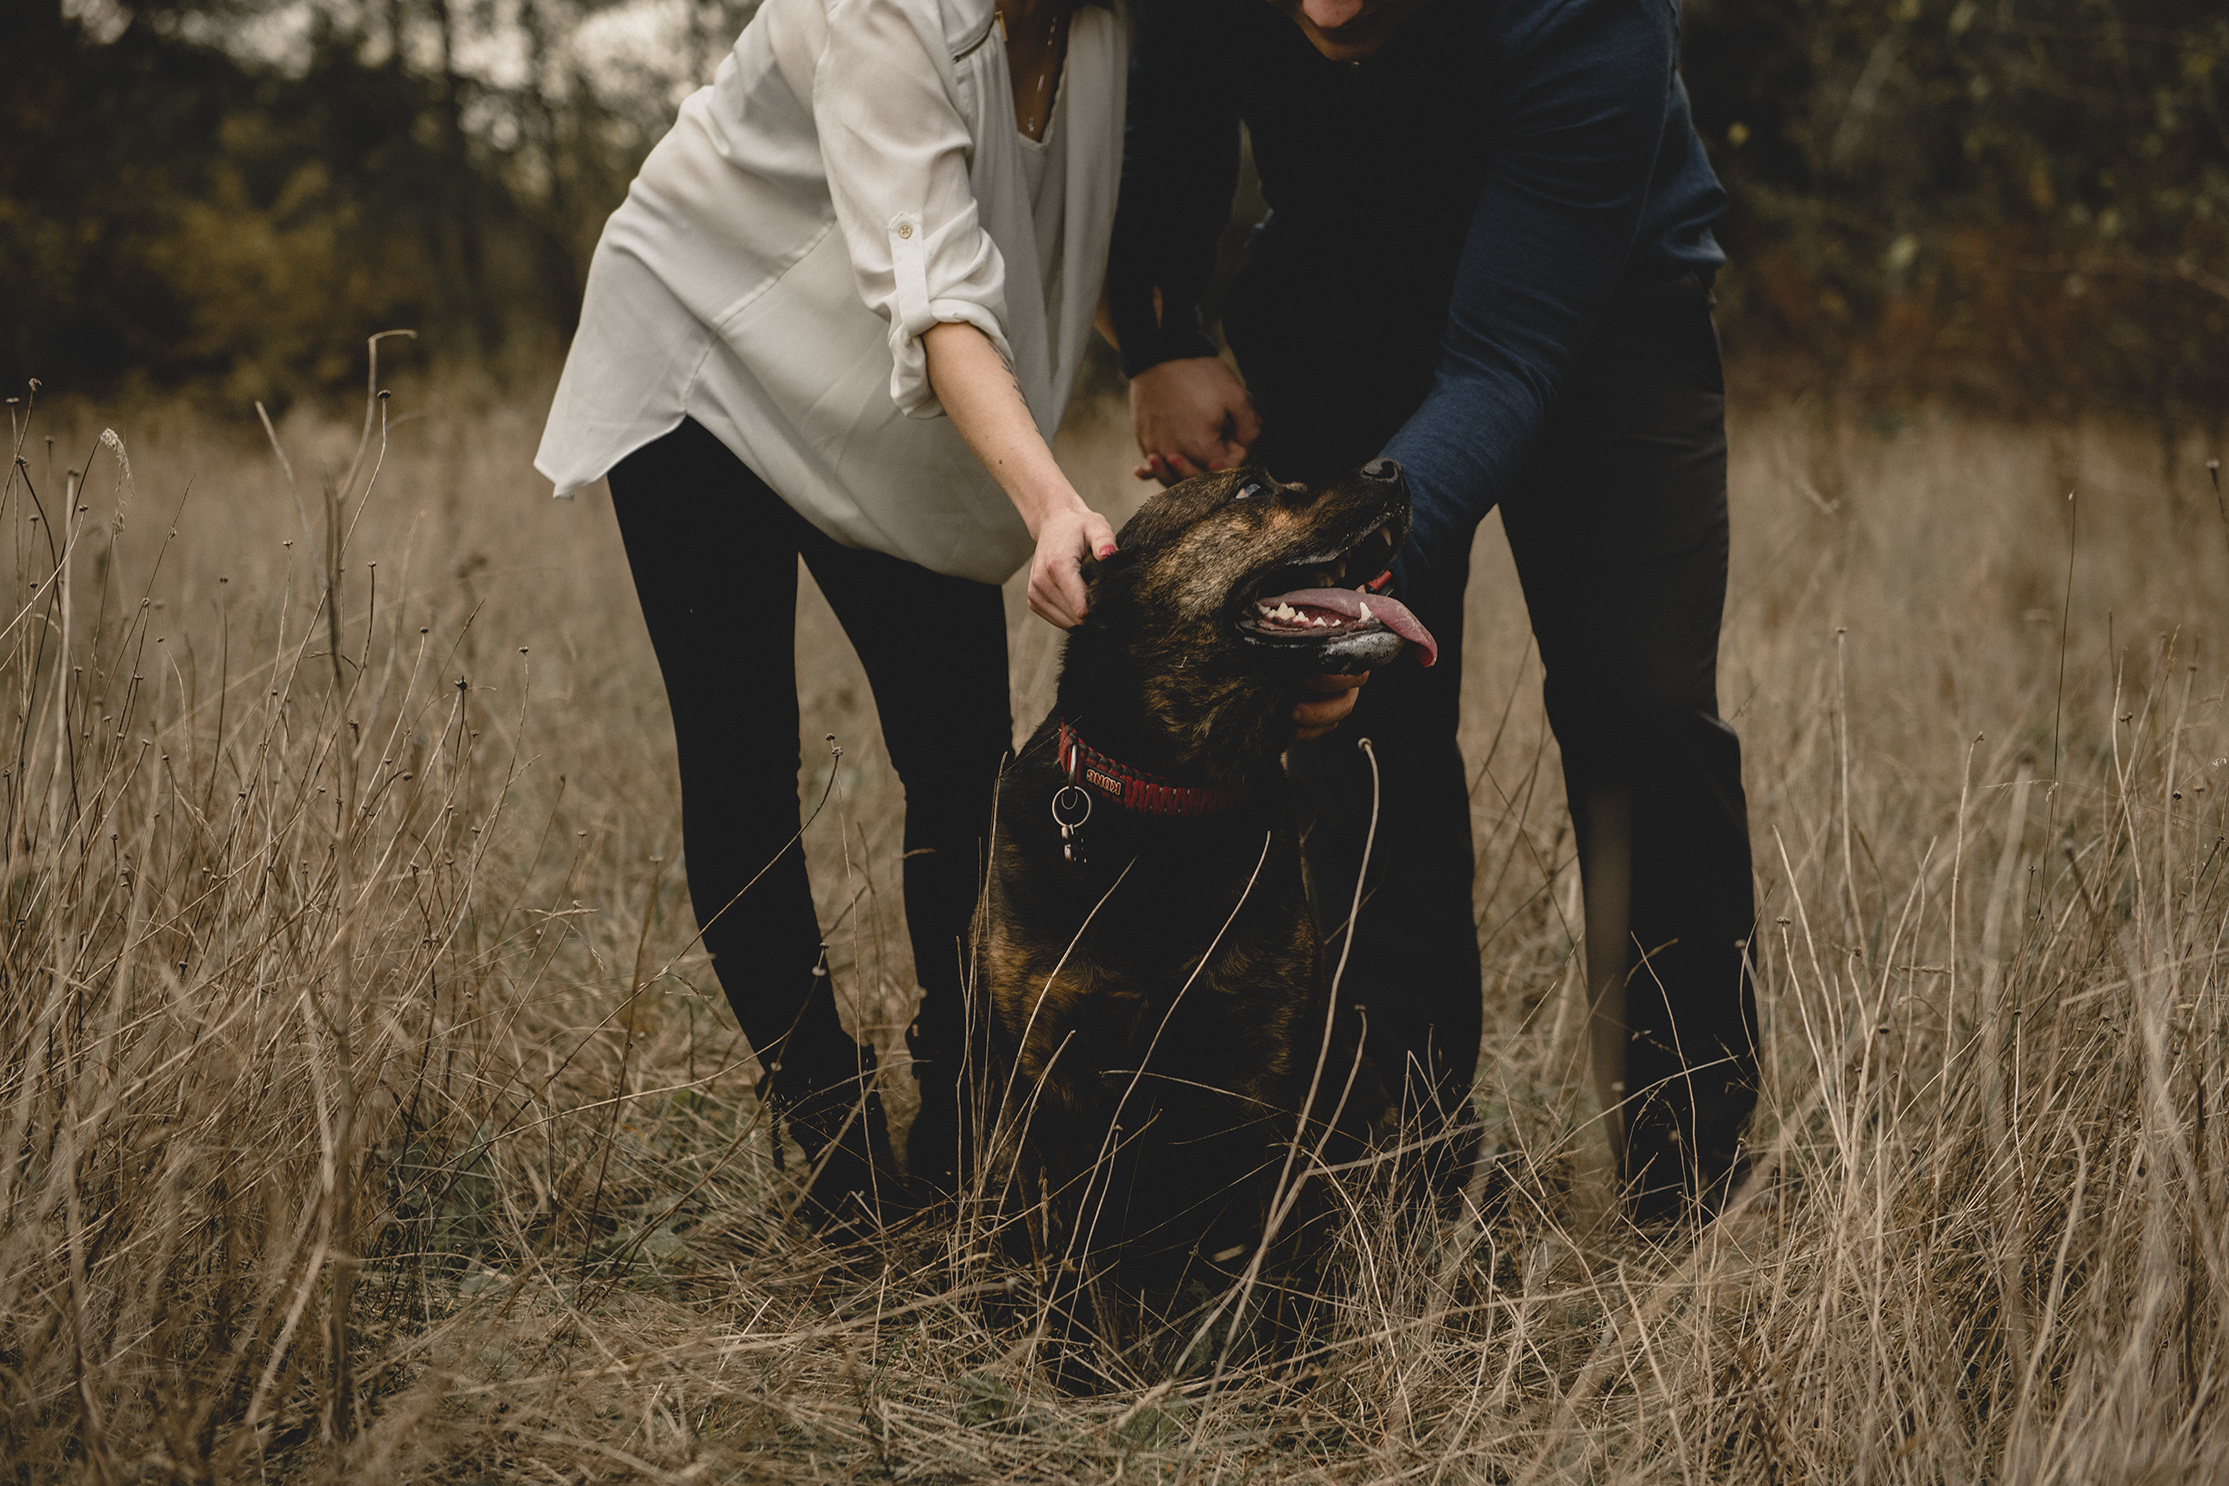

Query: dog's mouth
left=1232, top=515, right=1438, bottom=669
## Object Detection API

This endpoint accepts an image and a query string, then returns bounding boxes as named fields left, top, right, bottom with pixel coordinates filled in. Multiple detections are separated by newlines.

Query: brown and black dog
left=976, top=458, right=1439, bottom=1375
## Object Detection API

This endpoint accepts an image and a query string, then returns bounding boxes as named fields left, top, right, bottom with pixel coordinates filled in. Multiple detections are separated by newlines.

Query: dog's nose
left=1361, top=458, right=1402, bottom=483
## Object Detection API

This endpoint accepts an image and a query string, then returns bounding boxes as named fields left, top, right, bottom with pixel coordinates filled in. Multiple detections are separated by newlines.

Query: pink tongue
left=1267, top=588, right=1440, bottom=668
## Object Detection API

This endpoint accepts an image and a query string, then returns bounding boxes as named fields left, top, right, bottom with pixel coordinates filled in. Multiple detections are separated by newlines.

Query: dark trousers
left=606, top=418, right=1008, bottom=1194
left=1259, top=275, right=1759, bottom=1216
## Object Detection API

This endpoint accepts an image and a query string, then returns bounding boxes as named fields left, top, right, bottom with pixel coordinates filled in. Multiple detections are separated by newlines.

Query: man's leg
left=608, top=418, right=895, bottom=1228
left=797, top=529, right=1012, bottom=1199
left=1498, top=276, right=1759, bottom=1223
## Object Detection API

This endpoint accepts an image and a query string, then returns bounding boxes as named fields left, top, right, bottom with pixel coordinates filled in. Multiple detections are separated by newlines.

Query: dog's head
left=1057, top=460, right=1438, bottom=784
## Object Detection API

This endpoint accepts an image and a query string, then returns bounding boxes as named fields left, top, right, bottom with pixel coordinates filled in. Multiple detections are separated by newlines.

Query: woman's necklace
left=995, top=2, right=1066, bottom=141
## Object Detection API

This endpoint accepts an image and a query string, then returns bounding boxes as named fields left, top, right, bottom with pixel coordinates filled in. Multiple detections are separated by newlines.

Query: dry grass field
left=3, top=359, right=2226, bottom=1483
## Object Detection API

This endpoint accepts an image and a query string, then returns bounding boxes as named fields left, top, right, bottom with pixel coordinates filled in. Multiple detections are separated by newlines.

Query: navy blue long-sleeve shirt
left=1106, top=0, right=1725, bottom=582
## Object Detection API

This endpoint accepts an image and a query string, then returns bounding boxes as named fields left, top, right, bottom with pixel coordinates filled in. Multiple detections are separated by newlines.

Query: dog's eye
left=1233, top=479, right=1267, bottom=502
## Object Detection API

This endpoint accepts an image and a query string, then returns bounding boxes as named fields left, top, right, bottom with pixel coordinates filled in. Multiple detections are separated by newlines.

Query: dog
left=974, top=458, right=1439, bottom=1377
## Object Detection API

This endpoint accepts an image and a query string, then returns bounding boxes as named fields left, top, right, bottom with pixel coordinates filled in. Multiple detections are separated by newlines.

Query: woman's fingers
left=1025, top=505, right=1114, bottom=629
left=1029, top=550, right=1082, bottom=628
left=1085, top=510, right=1117, bottom=560
left=1028, top=563, right=1077, bottom=628
left=1053, top=552, right=1089, bottom=624
left=1030, top=585, right=1071, bottom=628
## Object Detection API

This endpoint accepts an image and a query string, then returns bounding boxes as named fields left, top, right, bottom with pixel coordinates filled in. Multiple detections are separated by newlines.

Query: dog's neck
left=1051, top=625, right=1296, bottom=793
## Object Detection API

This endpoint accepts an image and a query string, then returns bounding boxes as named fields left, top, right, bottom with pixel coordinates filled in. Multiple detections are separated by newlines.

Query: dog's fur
left=976, top=462, right=1430, bottom=1373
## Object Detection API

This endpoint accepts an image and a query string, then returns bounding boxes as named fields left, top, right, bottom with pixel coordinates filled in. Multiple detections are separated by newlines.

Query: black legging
left=606, top=418, right=1008, bottom=1193
left=1267, top=274, right=1759, bottom=1219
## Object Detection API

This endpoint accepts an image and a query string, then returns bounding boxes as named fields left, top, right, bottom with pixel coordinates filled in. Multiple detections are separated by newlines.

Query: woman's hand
left=1026, top=500, right=1118, bottom=629
left=1129, top=356, right=1261, bottom=485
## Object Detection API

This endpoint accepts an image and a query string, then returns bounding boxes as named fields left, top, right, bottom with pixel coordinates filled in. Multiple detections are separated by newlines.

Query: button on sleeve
left=816, top=0, right=1014, bottom=419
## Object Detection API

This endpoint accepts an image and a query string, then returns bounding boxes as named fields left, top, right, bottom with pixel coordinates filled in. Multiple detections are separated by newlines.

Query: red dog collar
left=1056, top=722, right=1251, bottom=818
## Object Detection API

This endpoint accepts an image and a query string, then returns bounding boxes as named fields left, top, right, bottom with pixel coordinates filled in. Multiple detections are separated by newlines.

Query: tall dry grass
left=1, top=359, right=2224, bottom=1483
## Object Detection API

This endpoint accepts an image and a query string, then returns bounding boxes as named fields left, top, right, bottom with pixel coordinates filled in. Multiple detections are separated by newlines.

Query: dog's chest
left=982, top=794, right=1323, bottom=1114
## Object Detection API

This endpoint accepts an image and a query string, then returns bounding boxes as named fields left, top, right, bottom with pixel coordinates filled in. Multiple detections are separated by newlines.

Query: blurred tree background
left=4, top=0, right=2225, bottom=441
left=1684, top=0, right=2227, bottom=458
left=2, top=0, right=754, bottom=405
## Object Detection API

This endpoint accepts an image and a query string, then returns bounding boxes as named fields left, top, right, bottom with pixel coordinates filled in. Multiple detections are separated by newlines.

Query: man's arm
left=1383, top=0, right=1683, bottom=581
left=1106, top=0, right=1242, bottom=371
left=1108, top=0, right=1261, bottom=481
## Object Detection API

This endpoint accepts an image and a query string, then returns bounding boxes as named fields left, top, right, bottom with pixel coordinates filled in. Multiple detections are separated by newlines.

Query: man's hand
left=1294, top=671, right=1367, bottom=740
left=1129, top=357, right=1262, bottom=486
left=1027, top=503, right=1119, bottom=629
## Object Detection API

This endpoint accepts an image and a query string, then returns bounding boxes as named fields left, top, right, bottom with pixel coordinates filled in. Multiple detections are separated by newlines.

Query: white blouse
left=534, top=0, right=1126, bottom=586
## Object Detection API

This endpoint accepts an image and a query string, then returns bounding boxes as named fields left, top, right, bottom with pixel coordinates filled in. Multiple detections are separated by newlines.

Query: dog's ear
left=1080, top=541, right=1130, bottom=604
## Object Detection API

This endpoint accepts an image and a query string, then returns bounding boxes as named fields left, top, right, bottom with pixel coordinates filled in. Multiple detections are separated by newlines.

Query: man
left=1106, top=0, right=1758, bottom=1221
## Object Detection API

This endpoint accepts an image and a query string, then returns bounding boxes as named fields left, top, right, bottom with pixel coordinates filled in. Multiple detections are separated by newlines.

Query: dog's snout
left=1361, top=458, right=1402, bottom=484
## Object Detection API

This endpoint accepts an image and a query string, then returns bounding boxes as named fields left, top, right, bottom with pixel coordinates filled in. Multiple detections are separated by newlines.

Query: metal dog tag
left=1051, top=784, right=1092, bottom=865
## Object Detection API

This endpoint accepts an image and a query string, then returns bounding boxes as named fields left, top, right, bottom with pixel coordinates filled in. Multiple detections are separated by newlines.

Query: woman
left=536, top=0, right=1124, bottom=1226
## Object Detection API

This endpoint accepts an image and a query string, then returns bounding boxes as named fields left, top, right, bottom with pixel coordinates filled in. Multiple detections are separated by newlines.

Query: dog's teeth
left=1358, top=600, right=1373, bottom=623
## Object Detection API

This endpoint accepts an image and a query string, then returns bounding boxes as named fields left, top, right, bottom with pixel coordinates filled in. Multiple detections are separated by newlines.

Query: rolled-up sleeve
left=815, top=0, right=1012, bottom=418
